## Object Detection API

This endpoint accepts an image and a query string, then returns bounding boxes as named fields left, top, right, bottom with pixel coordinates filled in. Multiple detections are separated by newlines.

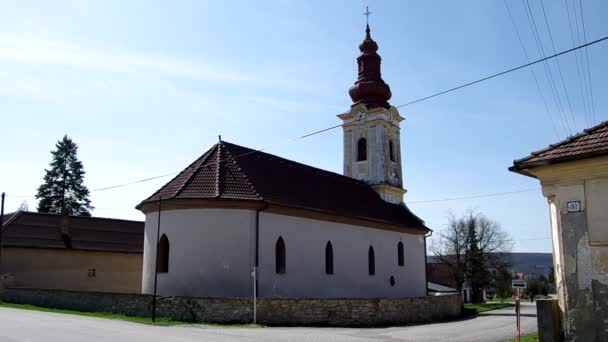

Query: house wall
left=530, top=155, right=608, bottom=341
left=141, top=208, right=255, bottom=298
left=142, top=208, right=427, bottom=298
left=258, top=212, right=426, bottom=298
left=1, top=247, right=141, bottom=293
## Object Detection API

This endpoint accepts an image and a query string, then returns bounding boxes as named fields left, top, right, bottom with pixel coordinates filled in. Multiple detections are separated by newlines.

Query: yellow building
left=510, top=121, right=608, bottom=341
left=0, top=211, right=143, bottom=293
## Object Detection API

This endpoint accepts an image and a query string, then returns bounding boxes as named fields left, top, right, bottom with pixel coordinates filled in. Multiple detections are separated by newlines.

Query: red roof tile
left=511, top=121, right=608, bottom=172
left=141, top=141, right=428, bottom=232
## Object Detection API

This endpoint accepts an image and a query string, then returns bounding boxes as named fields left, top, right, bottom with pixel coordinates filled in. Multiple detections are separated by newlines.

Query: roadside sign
left=512, top=279, right=526, bottom=289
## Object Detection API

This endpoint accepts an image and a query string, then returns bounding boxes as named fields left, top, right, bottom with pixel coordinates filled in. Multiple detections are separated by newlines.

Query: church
left=137, top=24, right=430, bottom=299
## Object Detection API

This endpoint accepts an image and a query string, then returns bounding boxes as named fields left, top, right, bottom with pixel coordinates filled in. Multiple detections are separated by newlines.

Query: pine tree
left=36, top=135, right=94, bottom=216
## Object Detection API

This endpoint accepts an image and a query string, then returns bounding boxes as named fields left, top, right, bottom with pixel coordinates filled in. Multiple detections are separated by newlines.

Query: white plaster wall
left=257, top=212, right=427, bottom=298
left=142, top=208, right=255, bottom=297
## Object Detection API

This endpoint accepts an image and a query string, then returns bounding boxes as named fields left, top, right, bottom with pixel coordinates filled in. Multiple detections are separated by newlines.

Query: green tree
left=465, top=214, right=490, bottom=304
left=492, top=264, right=513, bottom=302
left=36, top=135, right=94, bottom=216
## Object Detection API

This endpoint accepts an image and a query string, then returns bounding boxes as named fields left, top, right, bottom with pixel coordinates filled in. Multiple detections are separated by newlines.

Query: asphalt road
left=0, top=302, right=537, bottom=342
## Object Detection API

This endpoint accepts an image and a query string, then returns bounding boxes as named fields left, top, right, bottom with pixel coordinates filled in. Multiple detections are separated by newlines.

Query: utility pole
left=0, top=192, right=5, bottom=272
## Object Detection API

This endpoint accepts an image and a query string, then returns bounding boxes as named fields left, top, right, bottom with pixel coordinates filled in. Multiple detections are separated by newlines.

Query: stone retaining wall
left=0, top=287, right=461, bottom=326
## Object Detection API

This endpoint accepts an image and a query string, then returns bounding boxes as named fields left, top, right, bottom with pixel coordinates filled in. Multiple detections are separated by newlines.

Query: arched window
left=389, top=140, right=395, bottom=162
left=325, top=241, right=334, bottom=275
left=368, top=246, right=375, bottom=275
left=275, top=236, right=286, bottom=274
left=357, top=138, right=367, bottom=161
left=398, top=241, right=404, bottom=266
left=157, top=234, right=169, bottom=273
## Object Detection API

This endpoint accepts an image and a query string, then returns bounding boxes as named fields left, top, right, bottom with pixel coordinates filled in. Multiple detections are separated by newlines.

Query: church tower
left=338, top=24, right=406, bottom=204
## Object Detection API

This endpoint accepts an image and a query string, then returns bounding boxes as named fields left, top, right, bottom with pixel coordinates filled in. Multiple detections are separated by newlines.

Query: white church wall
left=258, top=212, right=427, bottom=298
left=141, top=208, right=255, bottom=298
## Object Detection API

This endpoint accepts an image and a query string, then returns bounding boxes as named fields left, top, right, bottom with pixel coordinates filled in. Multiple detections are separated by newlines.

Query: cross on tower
left=363, top=6, right=372, bottom=24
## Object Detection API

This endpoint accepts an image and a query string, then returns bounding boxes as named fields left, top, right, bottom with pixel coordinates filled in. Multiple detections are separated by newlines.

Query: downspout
left=253, top=203, right=268, bottom=324
left=424, top=230, right=432, bottom=296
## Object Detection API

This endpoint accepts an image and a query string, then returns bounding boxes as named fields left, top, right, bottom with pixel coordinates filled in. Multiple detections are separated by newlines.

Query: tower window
left=398, top=241, right=404, bottom=266
left=389, top=140, right=395, bottom=162
left=276, top=236, right=286, bottom=274
left=368, top=246, right=375, bottom=275
left=157, top=234, right=170, bottom=273
left=325, top=241, right=334, bottom=275
left=357, top=138, right=367, bottom=161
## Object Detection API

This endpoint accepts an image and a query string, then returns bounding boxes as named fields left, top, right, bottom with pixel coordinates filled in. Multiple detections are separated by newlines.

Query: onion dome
left=348, top=24, right=392, bottom=109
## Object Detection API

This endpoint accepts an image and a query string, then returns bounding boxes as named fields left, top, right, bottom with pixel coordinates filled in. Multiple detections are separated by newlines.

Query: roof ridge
left=514, top=120, right=608, bottom=164
left=216, top=142, right=223, bottom=198
left=222, top=143, right=263, bottom=200
left=220, top=141, right=371, bottom=188
left=1, top=211, right=23, bottom=232
left=172, top=143, right=219, bottom=199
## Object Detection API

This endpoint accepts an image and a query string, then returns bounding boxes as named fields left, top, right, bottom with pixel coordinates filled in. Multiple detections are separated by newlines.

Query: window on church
left=368, top=246, right=375, bottom=275
left=325, top=241, right=334, bottom=275
left=389, top=140, right=395, bottom=162
left=276, top=237, right=286, bottom=274
left=157, top=234, right=170, bottom=273
left=357, top=138, right=367, bottom=161
left=398, top=241, right=404, bottom=266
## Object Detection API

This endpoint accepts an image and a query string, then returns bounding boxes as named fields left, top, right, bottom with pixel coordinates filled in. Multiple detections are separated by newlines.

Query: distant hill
left=510, top=253, right=553, bottom=277
left=429, top=252, right=553, bottom=277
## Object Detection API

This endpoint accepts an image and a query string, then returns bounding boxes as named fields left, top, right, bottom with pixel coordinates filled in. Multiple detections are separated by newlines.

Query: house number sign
left=567, top=201, right=581, bottom=212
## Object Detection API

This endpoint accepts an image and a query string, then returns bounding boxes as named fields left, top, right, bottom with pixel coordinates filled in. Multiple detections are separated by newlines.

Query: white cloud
left=0, top=36, right=252, bottom=84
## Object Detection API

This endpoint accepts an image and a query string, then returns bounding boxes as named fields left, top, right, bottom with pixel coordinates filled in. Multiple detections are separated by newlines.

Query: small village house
left=510, top=121, right=608, bottom=341
left=0, top=211, right=144, bottom=293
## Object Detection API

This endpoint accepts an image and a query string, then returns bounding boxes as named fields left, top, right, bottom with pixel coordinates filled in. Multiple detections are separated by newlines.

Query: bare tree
left=430, top=212, right=468, bottom=292
left=477, top=213, right=512, bottom=269
left=431, top=210, right=512, bottom=302
left=17, top=200, right=29, bottom=212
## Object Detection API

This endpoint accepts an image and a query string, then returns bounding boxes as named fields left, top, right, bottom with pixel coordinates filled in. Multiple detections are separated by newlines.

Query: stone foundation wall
left=0, top=287, right=461, bottom=326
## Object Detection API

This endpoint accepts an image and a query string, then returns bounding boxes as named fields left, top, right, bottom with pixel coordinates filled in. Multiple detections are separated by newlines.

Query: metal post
left=516, top=287, right=521, bottom=342
left=152, top=196, right=162, bottom=322
left=0, top=192, right=5, bottom=272
left=252, top=266, right=257, bottom=324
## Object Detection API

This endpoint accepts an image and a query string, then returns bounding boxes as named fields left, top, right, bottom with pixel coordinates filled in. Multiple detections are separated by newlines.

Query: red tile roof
left=1, top=211, right=144, bottom=253
left=140, top=141, right=428, bottom=232
left=511, top=121, right=608, bottom=173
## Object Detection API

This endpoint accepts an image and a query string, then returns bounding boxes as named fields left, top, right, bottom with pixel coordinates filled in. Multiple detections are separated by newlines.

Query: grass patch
left=463, top=302, right=514, bottom=316
left=0, top=301, right=264, bottom=327
left=503, top=332, right=538, bottom=342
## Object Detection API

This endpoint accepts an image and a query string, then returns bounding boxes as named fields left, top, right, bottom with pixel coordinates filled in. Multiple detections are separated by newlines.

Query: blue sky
left=1, top=0, right=607, bottom=253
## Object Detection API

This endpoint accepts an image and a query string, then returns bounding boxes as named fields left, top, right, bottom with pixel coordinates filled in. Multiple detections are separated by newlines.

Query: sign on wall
left=567, top=201, right=581, bottom=213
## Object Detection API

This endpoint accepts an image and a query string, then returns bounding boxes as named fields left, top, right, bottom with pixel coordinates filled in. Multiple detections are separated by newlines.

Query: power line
left=521, top=0, right=573, bottom=135
left=406, top=188, right=540, bottom=204
left=6, top=34, right=608, bottom=197
left=563, top=0, right=592, bottom=127
left=579, top=0, right=596, bottom=124
left=530, top=0, right=577, bottom=133
left=394, top=33, right=608, bottom=111
left=536, top=0, right=579, bottom=130
left=503, top=0, right=562, bottom=139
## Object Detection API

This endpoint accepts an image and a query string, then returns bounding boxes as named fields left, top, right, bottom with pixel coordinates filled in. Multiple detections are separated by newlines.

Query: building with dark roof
left=1, top=211, right=144, bottom=293
left=138, top=24, right=430, bottom=299
left=510, top=120, right=608, bottom=341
